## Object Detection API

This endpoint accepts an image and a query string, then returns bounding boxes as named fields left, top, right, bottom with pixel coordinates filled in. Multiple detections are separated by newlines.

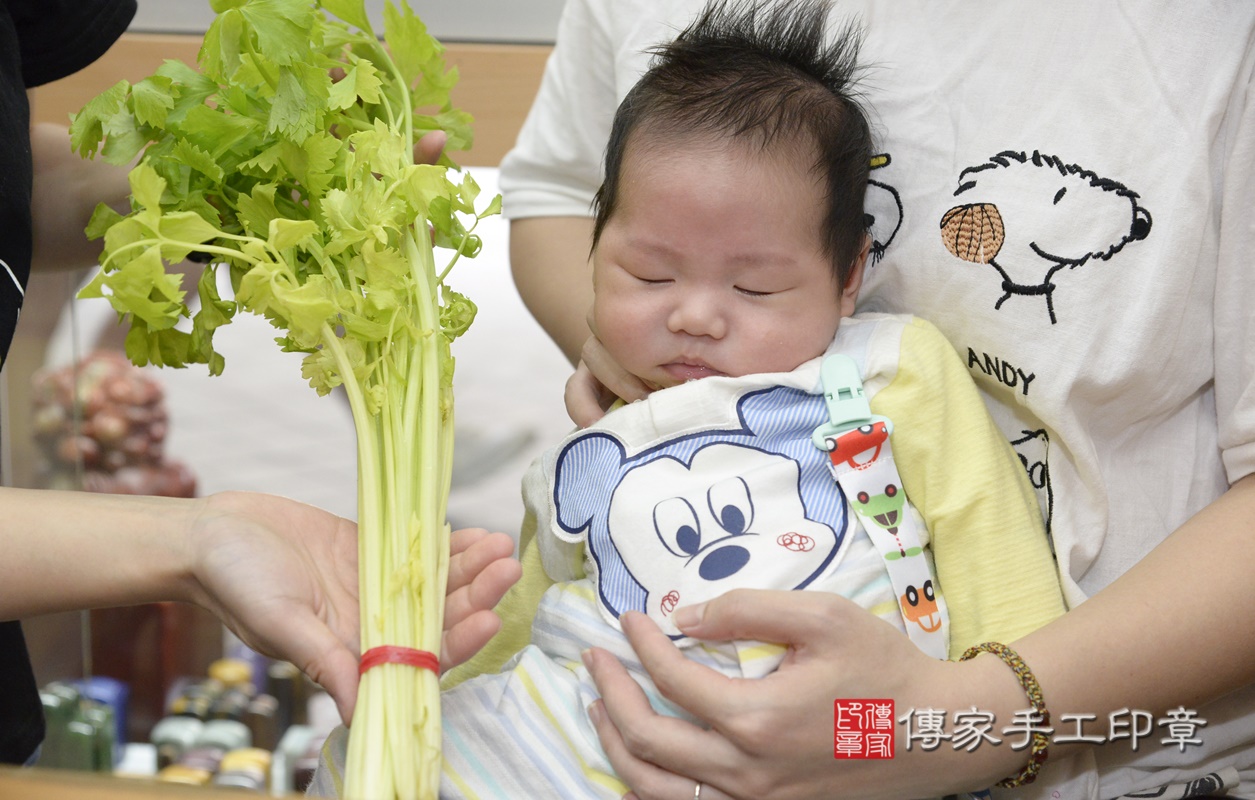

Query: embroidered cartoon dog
left=866, top=153, right=903, bottom=265
left=1010, top=428, right=1054, bottom=546
left=941, top=150, right=1152, bottom=324
left=551, top=386, right=847, bottom=638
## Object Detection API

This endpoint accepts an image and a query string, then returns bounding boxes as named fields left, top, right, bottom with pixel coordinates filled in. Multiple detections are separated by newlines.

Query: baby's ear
left=840, top=235, right=870, bottom=317
left=553, top=431, right=628, bottom=537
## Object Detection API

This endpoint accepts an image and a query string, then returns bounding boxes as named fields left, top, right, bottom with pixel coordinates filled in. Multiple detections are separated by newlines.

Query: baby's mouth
left=661, top=360, right=725, bottom=383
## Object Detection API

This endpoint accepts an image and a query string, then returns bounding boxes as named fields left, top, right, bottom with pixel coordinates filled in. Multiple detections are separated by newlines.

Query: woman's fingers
left=606, top=593, right=931, bottom=799
left=615, top=593, right=849, bottom=729
left=615, top=612, right=757, bottom=726
left=565, top=361, right=613, bottom=427
left=415, top=129, right=447, bottom=165
left=672, top=589, right=854, bottom=655
left=593, top=591, right=983, bottom=800
left=441, top=529, right=520, bottom=670
left=584, top=647, right=741, bottom=798
left=441, top=610, right=503, bottom=672
left=581, top=334, right=653, bottom=404
left=445, top=529, right=519, bottom=625
left=443, top=556, right=520, bottom=631
left=591, top=696, right=734, bottom=800
left=446, top=529, right=516, bottom=596
left=565, top=333, right=659, bottom=427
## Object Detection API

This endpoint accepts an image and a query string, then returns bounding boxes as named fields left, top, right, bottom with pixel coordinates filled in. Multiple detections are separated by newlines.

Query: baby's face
left=593, top=137, right=856, bottom=389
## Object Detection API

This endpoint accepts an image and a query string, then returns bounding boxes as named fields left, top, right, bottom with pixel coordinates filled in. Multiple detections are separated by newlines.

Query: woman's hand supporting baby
left=583, top=592, right=1029, bottom=800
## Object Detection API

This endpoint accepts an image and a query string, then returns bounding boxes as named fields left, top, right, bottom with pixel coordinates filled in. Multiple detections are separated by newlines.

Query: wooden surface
left=29, top=32, right=550, bottom=167
left=0, top=767, right=300, bottom=799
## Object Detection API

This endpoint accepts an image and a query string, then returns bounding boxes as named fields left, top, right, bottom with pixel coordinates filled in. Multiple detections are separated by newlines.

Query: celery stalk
left=70, top=2, right=496, bottom=797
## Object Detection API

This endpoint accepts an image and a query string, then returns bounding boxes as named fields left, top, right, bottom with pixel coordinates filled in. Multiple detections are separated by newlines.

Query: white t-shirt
left=499, top=2, right=1255, bottom=798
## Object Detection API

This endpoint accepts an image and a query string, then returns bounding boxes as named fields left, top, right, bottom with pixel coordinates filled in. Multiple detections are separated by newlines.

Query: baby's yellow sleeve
left=870, top=318, right=1067, bottom=655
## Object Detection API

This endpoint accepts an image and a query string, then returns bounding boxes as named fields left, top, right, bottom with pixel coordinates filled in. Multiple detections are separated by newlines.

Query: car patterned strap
left=812, top=354, right=950, bottom=660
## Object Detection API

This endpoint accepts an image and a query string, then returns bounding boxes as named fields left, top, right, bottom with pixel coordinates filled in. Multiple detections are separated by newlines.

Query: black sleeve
left=0, top=622, right=44, bottom=765
left=6, top=0, right=137, bottom=88
left=0, top=1, right=136, bottom=763
left=0, top=0, right=137, bottom=368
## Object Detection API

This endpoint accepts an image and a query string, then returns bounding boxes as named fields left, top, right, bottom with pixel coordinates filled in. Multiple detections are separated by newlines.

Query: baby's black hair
left=592, top=0, right=872, bottom=288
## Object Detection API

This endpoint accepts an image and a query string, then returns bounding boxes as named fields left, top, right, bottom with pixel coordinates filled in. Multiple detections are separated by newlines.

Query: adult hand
left=185, top=493, right=520, bottom=724
left=442, top=528, right=523, bottom=671
left=187, top=491, right=361, bottom=722
left=585, top=591, right=1021, bottom=800
left=565, top=329, right=654, bottom=427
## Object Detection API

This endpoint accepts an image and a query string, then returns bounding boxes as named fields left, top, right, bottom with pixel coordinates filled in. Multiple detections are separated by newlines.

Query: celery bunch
left=70, top=1, right=497, bottom=797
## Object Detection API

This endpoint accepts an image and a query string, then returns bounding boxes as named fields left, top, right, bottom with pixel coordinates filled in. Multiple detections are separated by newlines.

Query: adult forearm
left=0, top=486, right=198, bottom=620
left=508, top=216, right=596, bottom=365
left=29, top=122, right=131, bottom=273
left=1015, top=472, right=1255, bottom=723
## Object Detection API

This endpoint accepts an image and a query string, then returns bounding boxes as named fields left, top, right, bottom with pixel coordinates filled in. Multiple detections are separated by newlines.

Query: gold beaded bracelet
left=959, top=641, right=1050, bottom=788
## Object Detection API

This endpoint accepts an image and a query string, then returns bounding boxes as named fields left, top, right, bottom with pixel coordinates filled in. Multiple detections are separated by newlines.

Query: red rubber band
left=359, top=646, right=440, bottom=676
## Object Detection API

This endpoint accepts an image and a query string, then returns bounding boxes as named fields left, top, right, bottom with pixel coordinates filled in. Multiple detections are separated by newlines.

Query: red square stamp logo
left=833, top=699, right=895, bottom=759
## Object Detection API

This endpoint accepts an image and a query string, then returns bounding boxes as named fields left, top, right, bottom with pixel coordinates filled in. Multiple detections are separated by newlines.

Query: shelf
left=0, top=766, right=300, bottom=799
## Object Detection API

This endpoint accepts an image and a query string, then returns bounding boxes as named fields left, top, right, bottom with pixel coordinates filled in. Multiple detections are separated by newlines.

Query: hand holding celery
left=69, top=1, right=498, bottom=797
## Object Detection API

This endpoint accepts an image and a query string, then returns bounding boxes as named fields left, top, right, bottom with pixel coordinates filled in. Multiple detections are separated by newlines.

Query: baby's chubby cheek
left=593, top=305, right=653, bottom=371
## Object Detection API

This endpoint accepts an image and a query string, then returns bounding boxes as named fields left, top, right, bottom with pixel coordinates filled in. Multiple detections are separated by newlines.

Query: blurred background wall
left=131, top=0, right=565, bottom=43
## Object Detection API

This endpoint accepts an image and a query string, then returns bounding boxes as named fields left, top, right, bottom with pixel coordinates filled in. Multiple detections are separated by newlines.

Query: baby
left=311, top=0, right=1065, bottom=796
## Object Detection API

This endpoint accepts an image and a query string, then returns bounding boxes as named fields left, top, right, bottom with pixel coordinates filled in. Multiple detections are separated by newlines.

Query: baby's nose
left=667, top=293, right=727, bottom=338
